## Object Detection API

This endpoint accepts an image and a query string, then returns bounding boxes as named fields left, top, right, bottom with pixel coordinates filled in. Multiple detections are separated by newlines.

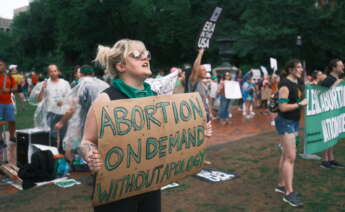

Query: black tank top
left=102, top=86, right=129, bottom=100
left=278, top=78, right=303, bottom=121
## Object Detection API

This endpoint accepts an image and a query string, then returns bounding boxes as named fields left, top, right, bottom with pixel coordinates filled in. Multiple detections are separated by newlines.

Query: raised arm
left=190, top=48, right=205, bottom=84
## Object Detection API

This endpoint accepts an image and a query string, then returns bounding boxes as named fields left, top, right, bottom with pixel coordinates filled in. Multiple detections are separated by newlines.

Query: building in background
left=14, top=6, right=29, bottom=17
left=0, top=17, right=12, bottom=32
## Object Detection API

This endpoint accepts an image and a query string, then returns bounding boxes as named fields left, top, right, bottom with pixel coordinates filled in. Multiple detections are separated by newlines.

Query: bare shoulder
left=95, top=93, right=111, bottom=102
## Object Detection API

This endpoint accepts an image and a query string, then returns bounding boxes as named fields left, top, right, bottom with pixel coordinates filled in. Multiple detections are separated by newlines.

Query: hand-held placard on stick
left=92, top=93, right=207, bottom=206
left=197, top=7, right=223, bottom=49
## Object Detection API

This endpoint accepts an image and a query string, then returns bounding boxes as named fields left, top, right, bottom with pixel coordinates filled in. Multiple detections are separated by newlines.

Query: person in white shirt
left=54, top=65, right=109, bottom=161
left=37, top=64, right=71, bottom=153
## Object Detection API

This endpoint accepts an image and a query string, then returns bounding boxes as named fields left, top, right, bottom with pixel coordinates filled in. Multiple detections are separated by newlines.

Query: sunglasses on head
left=128, top=50, right=151, bottom=60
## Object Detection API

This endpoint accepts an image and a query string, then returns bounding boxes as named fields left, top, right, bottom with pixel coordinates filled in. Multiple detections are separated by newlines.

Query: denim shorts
left=0, top=104, right=15, bottom=122
left=275, top=115, right=299, bottom=135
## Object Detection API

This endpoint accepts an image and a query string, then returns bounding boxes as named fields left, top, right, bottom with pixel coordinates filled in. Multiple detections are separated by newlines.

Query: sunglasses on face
left=128, top=50, right=151, bottom=60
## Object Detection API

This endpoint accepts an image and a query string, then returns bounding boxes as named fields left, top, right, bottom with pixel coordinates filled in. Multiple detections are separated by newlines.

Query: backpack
left=268, top=92, right=279, bottom=113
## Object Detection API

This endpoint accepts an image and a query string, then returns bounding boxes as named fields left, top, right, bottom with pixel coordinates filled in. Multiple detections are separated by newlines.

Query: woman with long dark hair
left=274, top=59, right=307, bottom=207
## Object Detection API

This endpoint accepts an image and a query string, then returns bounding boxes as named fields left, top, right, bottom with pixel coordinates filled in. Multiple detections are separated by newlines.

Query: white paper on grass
left=196, top=170, right=235, bottom=182
left=161, top=182, right=180, bottom=190
left=54, top=179, right=81, bottom=188
left=224, top=81, right=242, bottom=99
left=35, top=177, right=70, bottom=187
left=1, top=178, right=23, bottom=190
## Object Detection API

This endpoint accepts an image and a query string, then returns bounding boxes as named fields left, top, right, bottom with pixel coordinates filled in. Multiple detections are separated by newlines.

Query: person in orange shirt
left=9, top=65, right=26, bottom=108
left=0, top=59, right=18, bottom=165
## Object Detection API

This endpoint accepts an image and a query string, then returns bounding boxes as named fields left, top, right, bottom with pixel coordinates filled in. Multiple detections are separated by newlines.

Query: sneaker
left=0, top=140, right=6, bottom=149
left=250, top=112, right=255, bottom=116
left=329, top=160, right=345, bottom=169
left=274, top=186, right=286, bottom=194
left=283, top=192, right=303, bottom=207
left=320, top=161, right=333, bottom=169
left=228, top=113, right=232, bottom=118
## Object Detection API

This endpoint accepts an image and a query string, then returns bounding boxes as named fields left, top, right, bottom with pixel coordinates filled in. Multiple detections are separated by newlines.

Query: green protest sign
left=91, top=93, right=207, bottom=206
left=304, top=82, right=345, bottom=154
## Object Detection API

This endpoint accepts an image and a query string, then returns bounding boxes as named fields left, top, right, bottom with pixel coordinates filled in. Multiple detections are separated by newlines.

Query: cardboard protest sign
left=92, top=93, right=207, bottom=206
left=197, top=7, right=223, bottom=48
left=224, top=81, right=242, bottom=99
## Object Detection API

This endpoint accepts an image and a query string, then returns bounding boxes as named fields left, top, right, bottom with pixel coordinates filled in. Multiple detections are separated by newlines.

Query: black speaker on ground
left=16, top=128, right=50, bottom=167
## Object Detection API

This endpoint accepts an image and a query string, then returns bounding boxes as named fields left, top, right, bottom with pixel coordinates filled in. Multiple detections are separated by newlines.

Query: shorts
left=275, top=115, right=299, bottom=135
left=0, top=104, right=16, bottom=122
left=245, top=95, right=254, bottom=102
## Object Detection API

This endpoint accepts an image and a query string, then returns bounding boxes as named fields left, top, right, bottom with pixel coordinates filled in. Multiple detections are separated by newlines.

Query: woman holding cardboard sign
left=80, top=39, right=161, bottom=212
left=81, top=39, right=212, bottom=211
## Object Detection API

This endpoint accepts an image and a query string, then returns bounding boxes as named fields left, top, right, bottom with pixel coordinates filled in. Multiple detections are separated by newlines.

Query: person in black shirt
left=274, top=59, right=307, bottom=207
left=80, top=39, right=161, bottom=212
left=318, top=59, right=344, bottom=169
left=79, top=39, right=212, bottom=212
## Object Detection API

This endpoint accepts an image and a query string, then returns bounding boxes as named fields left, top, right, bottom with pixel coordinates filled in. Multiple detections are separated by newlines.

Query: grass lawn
left=15, top=101, right=36, bottom=130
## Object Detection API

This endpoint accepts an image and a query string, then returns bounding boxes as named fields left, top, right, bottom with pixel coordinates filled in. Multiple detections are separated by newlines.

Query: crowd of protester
left=0, top=40, right=344, bottom=209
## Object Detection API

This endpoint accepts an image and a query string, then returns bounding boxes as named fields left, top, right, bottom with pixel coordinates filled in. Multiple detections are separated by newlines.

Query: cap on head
left=80, top=66, right=95, bottom=75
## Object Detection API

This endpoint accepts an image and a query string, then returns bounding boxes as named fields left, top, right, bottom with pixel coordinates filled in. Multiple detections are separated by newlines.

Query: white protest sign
left=260, top=66, right=268, bottom=77
left=224, top=81, right=242, bottom=99
left=270, top=57, right=278, bottom=71
left=197, top=7, right=223, bottom=49
left=252, top=69, right=261, bottom=80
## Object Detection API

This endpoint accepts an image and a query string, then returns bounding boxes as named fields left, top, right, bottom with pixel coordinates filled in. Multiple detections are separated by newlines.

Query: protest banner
left=304, top=82, right=345, bottom=154
left=91, top=93, right=207, bottom=206
left=224, top=81, right=242, bottom=99
left=197, top=7, right=222, bottom=49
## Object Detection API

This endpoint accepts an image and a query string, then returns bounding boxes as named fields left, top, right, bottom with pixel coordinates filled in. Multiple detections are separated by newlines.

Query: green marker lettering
left=156, top=102, right=170, bottom=123
left=100, top=107, right=116, bottom=138
left=104, top=146, right=124, bottom=171
left=114, top=107, right=132, bottom=135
